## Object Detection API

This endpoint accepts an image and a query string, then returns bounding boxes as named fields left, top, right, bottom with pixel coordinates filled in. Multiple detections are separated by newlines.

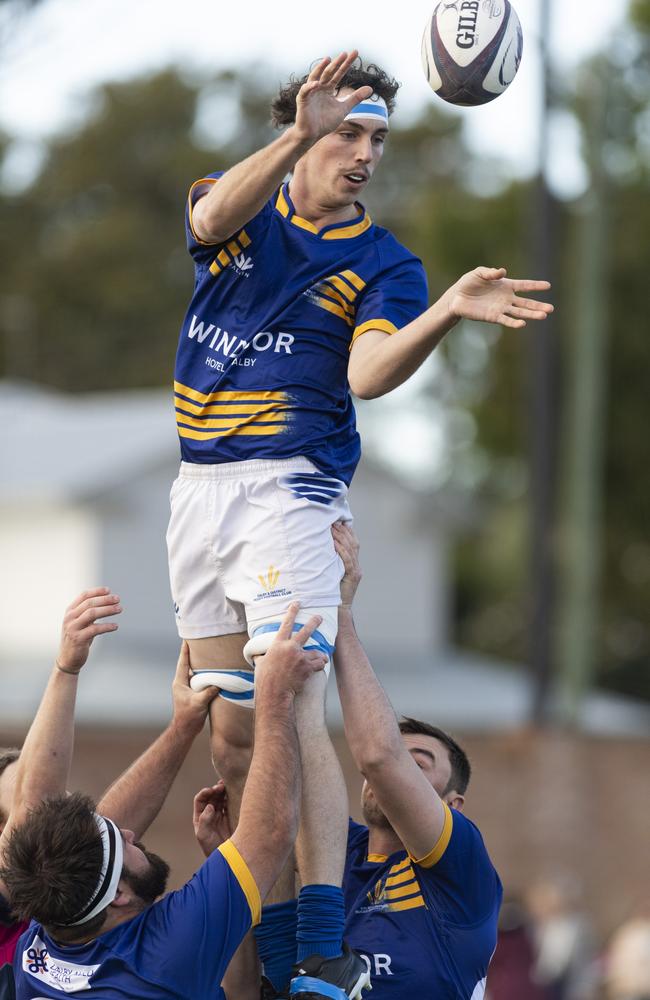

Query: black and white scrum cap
left=63, top=814, right=124, bottom=926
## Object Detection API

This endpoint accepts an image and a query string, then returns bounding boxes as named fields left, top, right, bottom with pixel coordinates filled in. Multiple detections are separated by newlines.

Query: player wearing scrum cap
left=167, top=50, right=552, bottom=999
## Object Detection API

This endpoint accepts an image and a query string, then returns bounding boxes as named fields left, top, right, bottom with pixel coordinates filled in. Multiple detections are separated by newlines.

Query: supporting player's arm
left=348, top=266, right=553, bottom=399
left=229, top=605, right=328, bottom=902
left=191, top=784, right=261, bottom=1000
left=97, top=642, right=218, bottom=840
left=331, top=524, right=450, bottom=861
left=0, top=589, right=121, bottom=891
left=191, top=51, right=372, bottom=244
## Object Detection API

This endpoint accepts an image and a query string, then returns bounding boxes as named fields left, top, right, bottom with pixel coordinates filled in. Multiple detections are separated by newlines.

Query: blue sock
left=296, top=884, right=345, bottom=962
left=254, top=900, right=298, bottom=993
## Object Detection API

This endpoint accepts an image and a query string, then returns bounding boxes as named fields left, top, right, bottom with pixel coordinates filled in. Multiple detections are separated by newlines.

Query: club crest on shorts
left=254, top=565, right=292, bottom=602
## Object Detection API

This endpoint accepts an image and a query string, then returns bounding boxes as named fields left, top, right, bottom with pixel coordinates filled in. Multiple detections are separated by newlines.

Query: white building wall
left=0, top=504, right=98, bottom=658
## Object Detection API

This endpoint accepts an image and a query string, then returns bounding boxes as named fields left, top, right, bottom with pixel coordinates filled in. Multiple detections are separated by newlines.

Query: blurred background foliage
left=1, top=0, right=648, bottom=704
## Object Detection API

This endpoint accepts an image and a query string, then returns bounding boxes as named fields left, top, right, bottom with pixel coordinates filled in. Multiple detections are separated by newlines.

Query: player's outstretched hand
left=447, top=267, right=553, bottom=329
left=172, top=641, right=220, bottom=737
left=57, top=587, right=122, bottom=674
left=332, top=521, right=362, bottom=609
left=255, top=603, right=328, bottom=697
left=293, top=50, right=373, bottom=144
left=193, top=781, right=232, bottom=857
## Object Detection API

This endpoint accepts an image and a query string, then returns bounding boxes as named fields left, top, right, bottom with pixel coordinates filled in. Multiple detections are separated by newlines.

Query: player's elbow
left=348, top=371, right=385, bottom=400
left=352, top=739, right=403, bottom=777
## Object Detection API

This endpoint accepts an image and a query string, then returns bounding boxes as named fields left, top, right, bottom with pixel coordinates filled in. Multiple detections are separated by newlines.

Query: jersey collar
left=275, top=183, right=372, bottom=240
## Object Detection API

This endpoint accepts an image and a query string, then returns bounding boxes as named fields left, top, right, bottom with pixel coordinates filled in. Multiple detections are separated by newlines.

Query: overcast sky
left=0, top=0, right=629, bottom=192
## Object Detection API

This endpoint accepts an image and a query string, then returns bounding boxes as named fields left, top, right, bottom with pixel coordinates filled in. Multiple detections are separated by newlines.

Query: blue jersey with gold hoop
left=13, top=841, right=259, bottom=999
left=174, top=174, right=428, bottom=484
left=343, top=807, right=502, bottom=998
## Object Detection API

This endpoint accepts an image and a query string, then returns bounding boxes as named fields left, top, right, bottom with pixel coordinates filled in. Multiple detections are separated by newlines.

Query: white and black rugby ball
left=421, top=1, right=524, bottom=107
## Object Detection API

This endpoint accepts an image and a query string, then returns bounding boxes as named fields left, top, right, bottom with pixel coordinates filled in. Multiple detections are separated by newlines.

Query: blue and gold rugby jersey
left=175, top=173, right=428, bottom=485
left=13, top=840, right=259, bottom=999
left=343, top=807, right=502, bottom=999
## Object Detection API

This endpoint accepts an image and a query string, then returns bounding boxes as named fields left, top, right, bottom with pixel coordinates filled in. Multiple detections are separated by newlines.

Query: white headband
left=64, top=814, right=124, bottom=926
left=344, top=93, right=389, bottom=127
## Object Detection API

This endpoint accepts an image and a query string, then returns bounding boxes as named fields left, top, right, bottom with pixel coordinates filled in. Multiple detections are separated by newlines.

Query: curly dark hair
left=271, top=59, right=400, bottom=128
left=0, top=791, right=108, bottom=939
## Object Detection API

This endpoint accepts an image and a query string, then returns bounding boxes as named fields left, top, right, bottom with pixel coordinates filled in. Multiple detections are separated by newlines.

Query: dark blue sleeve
left=121, top=843, right=258, bottom=997
left=184, top=170, right=226, bottom=263
left=416, top=809, right=502, bottom=925
left=352, top=257, right=429, bottom=343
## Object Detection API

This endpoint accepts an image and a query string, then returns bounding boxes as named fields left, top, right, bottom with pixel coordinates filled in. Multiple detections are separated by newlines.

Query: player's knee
left=211, top=733, right=253, bottom=785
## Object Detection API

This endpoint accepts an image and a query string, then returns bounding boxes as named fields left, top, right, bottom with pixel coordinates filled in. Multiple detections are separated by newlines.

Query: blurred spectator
left=526, top=874, right=598, bottom=1000
left=487, top=897, right=550, bottom=1000
left=604, top=909, right=650, bottom=1000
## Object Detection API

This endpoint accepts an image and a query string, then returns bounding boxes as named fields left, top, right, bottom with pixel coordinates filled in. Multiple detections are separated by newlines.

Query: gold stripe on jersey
left=275, top=187, right=372, bottom=241
left=325, top=274, right=358, bottom=302
left=389, top=895, right=426, bottom=912
left=314, top=296, right=354, bottom=326
left=275, top=186, right=291, bottom=218
left=178, top=424, right=285, bottom=440
left=187, top=177, right=218, bottom=245
left=351, top=318, right=399, bottom=346
left=208, top=229, right=253, bottom=276
left=174, top=381, right=286, bottom=405
left=322, top=216, right=372, bottom=240
left=386, top=858, right=412, bottom=878
left=409, top=802, right=453, bottom=869
left=218, top=840, right=261, bottom=926
left=386, top=871, right=418, bottom=889
left=317, top=284, right=356, bottom=317
left=177, top=412, right=287, bottom=429
left=340, top=269, right=366, bottom=291
left=175, top=397, right=285, bottom=417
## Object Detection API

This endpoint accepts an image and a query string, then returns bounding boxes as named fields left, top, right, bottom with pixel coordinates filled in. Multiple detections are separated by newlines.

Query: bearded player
left=167, top=50, right=552, bottom=1000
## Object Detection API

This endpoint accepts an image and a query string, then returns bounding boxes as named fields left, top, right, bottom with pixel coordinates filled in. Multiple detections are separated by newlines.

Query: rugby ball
left=421, top=1, right=524, bottom=107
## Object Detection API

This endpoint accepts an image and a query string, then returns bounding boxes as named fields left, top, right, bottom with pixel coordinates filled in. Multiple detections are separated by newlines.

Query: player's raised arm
left=348, top=266, right=553, bottom=399
left=0, top=588, right=121, bottom=890
left=191, top=50, right=372, bottom=245
left=331, top=524, right=457, bottom=861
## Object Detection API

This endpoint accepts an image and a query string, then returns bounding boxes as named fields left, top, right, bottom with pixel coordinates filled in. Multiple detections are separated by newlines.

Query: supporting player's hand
left=447, top=267, right=553, bottom=329
left=255, top=603, right=328, bottom=697
left=193, top=780, right=232, bottom=857
left=56, top=587, right=122, bottom=674
left=332, top=521, right=362, bottom=609
left=293, top=50, right=373, bottom=144
left=172, top=641, right=220, bottom=737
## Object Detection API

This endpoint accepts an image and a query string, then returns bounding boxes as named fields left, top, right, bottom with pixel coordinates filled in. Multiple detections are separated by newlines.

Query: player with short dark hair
left=333, top=522, right=501, bottom=997
left=168, top=50, right=550, bottom=999
left=398, top=718, right=471, bottom=797
left=218, top=526, right=501, bottom=1000
left=0, top=591, right=326, bottom=999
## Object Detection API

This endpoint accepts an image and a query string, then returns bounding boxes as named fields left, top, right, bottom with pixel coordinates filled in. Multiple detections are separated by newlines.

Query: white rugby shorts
left=166, top=458, right=351, bottom=638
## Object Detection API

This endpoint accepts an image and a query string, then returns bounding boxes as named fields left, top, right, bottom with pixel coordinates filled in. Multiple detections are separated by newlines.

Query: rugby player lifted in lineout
left=167, top=50, right=552, bottom=1000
